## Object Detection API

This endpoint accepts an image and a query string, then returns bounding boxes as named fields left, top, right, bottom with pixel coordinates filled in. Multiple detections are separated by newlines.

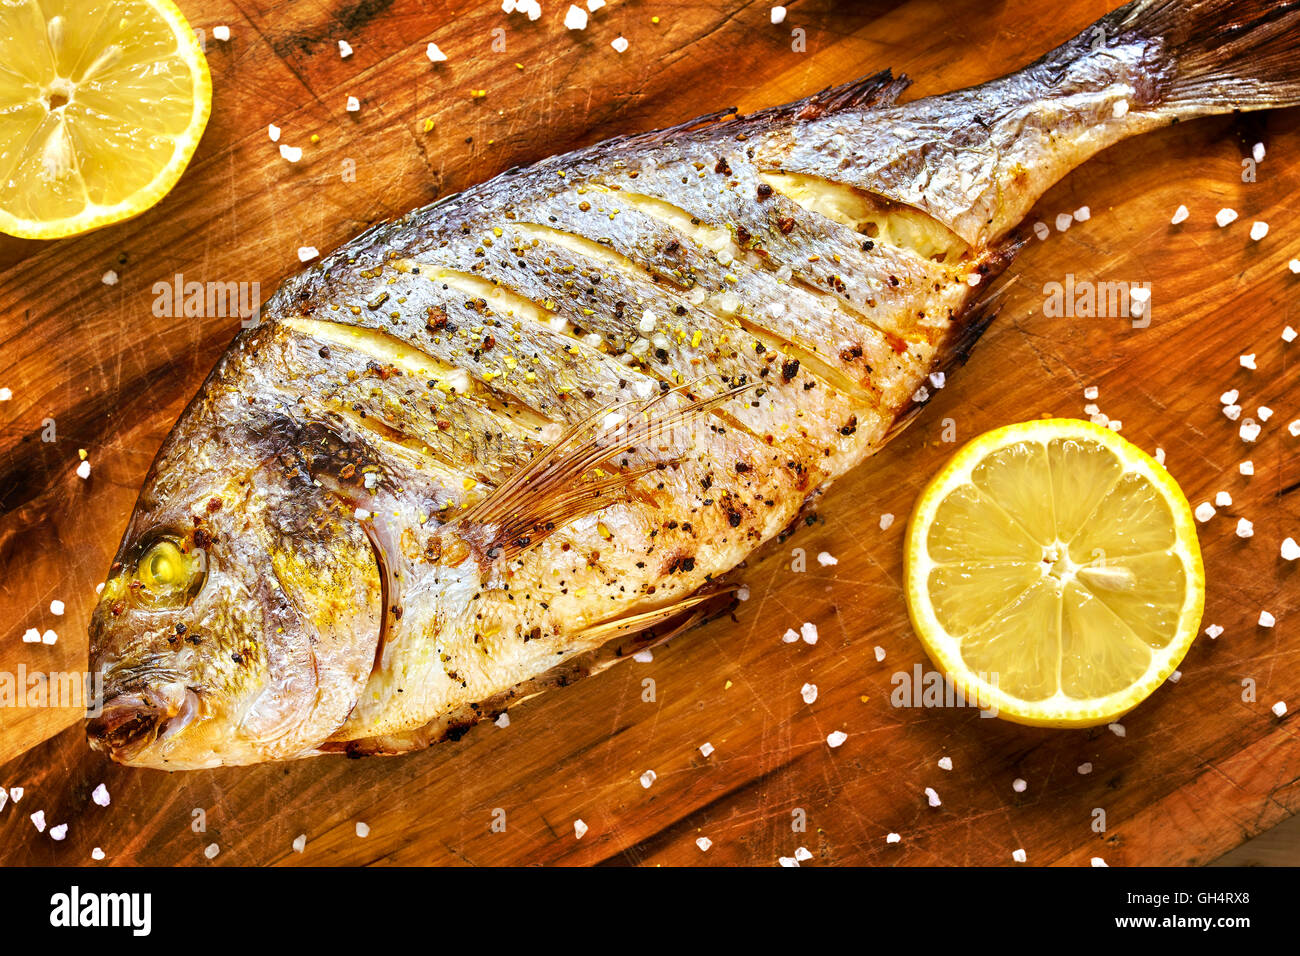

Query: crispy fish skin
left=87, top=0, right=1300, bottom=768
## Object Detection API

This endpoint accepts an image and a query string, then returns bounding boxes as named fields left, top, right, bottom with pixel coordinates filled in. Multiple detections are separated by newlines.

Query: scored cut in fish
left=86, top=0, right=1300, bottom=768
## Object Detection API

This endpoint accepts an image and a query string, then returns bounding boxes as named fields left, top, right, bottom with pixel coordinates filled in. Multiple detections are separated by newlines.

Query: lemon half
left=904, top=419, right=1204, bottom=727
left=0, top=0, right=211, bottom=239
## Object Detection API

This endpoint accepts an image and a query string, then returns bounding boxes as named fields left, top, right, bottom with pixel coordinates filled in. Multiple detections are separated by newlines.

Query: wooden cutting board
left=1, top=0, right=1297, bottom=866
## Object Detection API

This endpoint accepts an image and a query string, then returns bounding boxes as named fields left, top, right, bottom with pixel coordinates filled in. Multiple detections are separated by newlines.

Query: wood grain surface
left=1, top=0, right=1297, bottom=866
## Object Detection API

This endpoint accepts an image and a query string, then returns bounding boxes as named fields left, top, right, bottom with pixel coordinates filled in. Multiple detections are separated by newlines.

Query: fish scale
left=85, top=0, right=1300, bottom=767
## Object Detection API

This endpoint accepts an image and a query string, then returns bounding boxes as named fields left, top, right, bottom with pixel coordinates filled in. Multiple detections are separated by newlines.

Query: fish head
left=87, top=390, right=386, bottom=769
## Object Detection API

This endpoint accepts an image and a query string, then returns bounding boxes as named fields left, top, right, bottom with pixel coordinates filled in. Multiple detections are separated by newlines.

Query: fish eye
left=132, top=535, right=204, bottom=606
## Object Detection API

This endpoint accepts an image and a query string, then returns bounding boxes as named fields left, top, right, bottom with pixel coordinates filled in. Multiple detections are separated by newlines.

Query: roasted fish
left=87, top=0, right=1300, bottom=768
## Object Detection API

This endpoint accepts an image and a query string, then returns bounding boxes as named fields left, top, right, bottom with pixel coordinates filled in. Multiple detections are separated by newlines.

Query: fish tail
left=1115, top=0, right=1300, bottom=115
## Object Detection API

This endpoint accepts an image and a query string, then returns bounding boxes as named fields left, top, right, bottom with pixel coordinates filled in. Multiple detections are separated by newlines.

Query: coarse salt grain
left=9, top=787, right=22, bottom=803
left=587, top=0, right=605, bottom=9
left=102, top=270, right=118, bottom=286
left=426, top=42, right=447, bottom=62
left=794, top=846, right=812, bottom=862
left=1084, top=386, right=1099, bottom=400
left=1283, top=326, right=1297, bottom=343
left=1272, top=701, right=1288, bottom=718
left=1012, top=848, right=1027, bottom=863
left=1012, top=778, right=1027, bottom=793
left=873, top=646, right=885, bottom=662
left=1240, top=460, right=1254, bottom=475
left=1240, top=419, right=1262, bottom=442
left=1250, top=221, right=1268, bottom=241
left=639, top=770, right=656, bottom=788
left=41, top=630, right=57, bottom=646
left=1259, top=611, right=1275, bottom=627
left=1108, top=722, right=1126, bottom=738
left=800, top=622, right=818, bottom=645
left=1078, top=762, right=1093, bottom=774
left=1091, top=857, right=1108, bottom=867
left=49, top=600, right=64, bottom=616
left=1155, top=448, right=1166, bottom=465
left=91, top=848, right=105, bottom=860
left=1236, top=517, right=1254, bottom=538
left=22, top=628, right=40, bottom=643
left=1215, top=491, right=1232, bottom=507
left=1290, top=259, right=1300, bottom=274
left=1074, top=206, right=1091, bottom=222
left=495, top=712, right=509, bottom=728
left=1239, top=353, right=1257, bottom=370
left=800, top=683, right=818, bottom=704
left=0, top=388, right=10, bottom=401
left=696, top=836, right=712, bottom=852
left=782, top=628, right=799, bottom=643
left=1221, top=388, right=1239, bottom=404
left=1290, top=420, right=1300, bottom=437
left=886, top=832, right=901, bottom=844
left=31, top=810, right=45, bottom=832
left=297, top=246, right=319, bottom=262
left=564, top=5, right=588, bottom=29
left=1194, top=502, right=1215, bottom=522
left=1168, top=670, right=1181, bottom=683
left=1259, top=406, right=1274, bottom=422
left=736, top=586, right=750, bottom=601
left=50, top=824, right=67, bottom=840
left=346, top=96, right=360, bottom=112
left=338, top=40, right=352, bottom=58
left=631, top=649, right=652, bottom=663
left=91, top=783, right=110, bottom=807
left=1033, top=222, right=1050, bottom=240
left=292, top=834, right=306, bottom=853
left=827, top=730, right=848, bottom=749
left=771, top=6, right=787, bottom=24
left=1171, top=205, right=1189, bottom=225
left=574, top=819, right=588, bottom=839
left=76, top=460, right=91, bottom=479
left=1223, top=404, right=1241, bottom=421
left=1112, top=99, right=1128, bottom=118
left=1215, top=208, right=1238, bottom=227
left=1205, top=624, right=1223, bottom=638
left=204, top=843, right=219, bottom=858
left=1253, top=142, right=1266, bottom=163
left=268, top=124, right=280, bottom=142
left=816, top=551, right=837, bottom=566
left=778, top=856, right=799, bottom=867
left=930, top=371, right=946, bottom=389
left=938, top=756, right=952, bottom=771
left=213, top=25, right=230, bottom=41
left=611, top=36, right=628, bottom=52
left=699, top=742, right=714, bottom=757
left=355, top=821, right=370, bottom=837
left=879, top=513, right=895, bottom=530
left=1056, top=212, right=1073, bottom=232
left=279, top=144, right=302, bottom=163
left=924, top=787, right=941, bottom=807
left=1280, top=537, right=1300, bottom=561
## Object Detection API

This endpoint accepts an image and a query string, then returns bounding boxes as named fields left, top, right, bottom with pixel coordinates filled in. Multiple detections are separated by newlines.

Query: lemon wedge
left=0, top=0, right=211, bottom=239
left=904, top=419, right=1204, bottom=727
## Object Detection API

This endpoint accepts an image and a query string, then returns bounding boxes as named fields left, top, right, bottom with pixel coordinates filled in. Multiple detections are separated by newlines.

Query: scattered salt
left=355, top=821, right=370, bottom=837
left=1235, top=517, right=1254, bottom=538
left=800, top=682, right=818, bottom=705
left=1056, top=212, right=1073, bottom=232
left=91, top=848, right=105, bottom=861
left=564, top=5, right=588, bottom=29
left=346, top=96, right=360, bottom=112
left=770, top=5, right=787, bottom=24
left=886, top=832, right=901, bottom=844
left=338, top=40, right=352, bottom=58
left=1283, top=326, right=1297, bottom=343
left=879, top=513, right=895, bottom=530
left=268, top=124, right=280, bottom=142
left=1280, top=537, right=1300, bottom=561
left=1194, top=502, right=1215, bottom=522
left=1240, top=419, right=1262, bottom=442
left=800, top=621, right=818, bottom=645
left=426, top=42, right=447, bottom=62
left=1012, top=778, right=1027, bottom=793
left=1108, top=722, right=1126, bottom=738
left=924, top=787, right=941, bottom=807
left=1205, top=624, right=1224, bottom=639
left=22, top=628, right=40, bottom=643
left=1215, top=208, right=1238, bottom=227
left=1239, top=353, right=1257, bottom=370
left=1091, top=857, right=1108, bottom=867
left=213, top=25, right=230, bottom=41
left=1112, top=99, right=1129, bottom=118
left=699, top=742, right=714, bottom=758
left=1074, top=206, right=1091, bottom=222
left=1253, top=142, right=1266, bottom=163
left=1259, top=611, right=1275, bottom=628
left=91, top=783, right=110, bottom=807
left=1250, top=221, right=1269, bottom=241
left=610, top=36, right=628, bottom=53
left=50, top=824, right=67, bottom=840
left=1077, top=762, right=1093, bottom=775
left=696, top=836, right=712, bottom=852
left=204, top=843, right=219, bottom=858
left=1171, top=205, right=1189, bottom=225
left=292, top=834, right=306, bottom=853
left=297, top=246, right=319, bottom=263
left=31, top=810, right=45, bottom=832
left=1084, top=386, right=1099, bottom=400
left=827, top=730, right=848, bottom=749
left=76, top=460, right=91, bottom=480
left=102, top=271, right=118, bottom=286
left=632, top=649, right=653, bottom=663
left=639, top=770, right=656, bottom=788
left=574, top=819, right=588, bottom=839
left=495, top=712, right=510, bottom=728
left=1012, top=848, right=1027, bottom=863
left=816, top=551, right=837, bottom=567
left=279, top=144, right=302, bottom=163
left=782, top=628, right=799, bottom=643
left=1272, top=701, right=1288, bottom=718
left=1239, top=460, right=1254, bottom=476
left=1215, top=491, right=1232, bottom=507
left=1033, top=222, right=1050, bottom=240
left=937, top=756, right=952, bottom=771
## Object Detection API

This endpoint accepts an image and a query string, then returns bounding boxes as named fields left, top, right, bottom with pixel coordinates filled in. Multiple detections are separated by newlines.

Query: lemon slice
left=0, top=0, right=211, bottom=239
left=904, top=419, right=1204, bottom=727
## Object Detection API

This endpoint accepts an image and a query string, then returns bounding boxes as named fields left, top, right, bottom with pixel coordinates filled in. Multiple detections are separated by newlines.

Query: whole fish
left=87, top=0, right=1300, bottom=768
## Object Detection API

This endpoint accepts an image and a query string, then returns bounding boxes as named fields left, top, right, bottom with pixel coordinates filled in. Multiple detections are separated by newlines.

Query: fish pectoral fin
left=455, top=380, right=753, bottom=562
left=575, top=586, right=736, bottom=653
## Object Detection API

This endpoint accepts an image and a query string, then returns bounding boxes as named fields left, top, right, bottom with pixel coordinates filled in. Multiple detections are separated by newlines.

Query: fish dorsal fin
left=455, top=381, right=752, bottom=562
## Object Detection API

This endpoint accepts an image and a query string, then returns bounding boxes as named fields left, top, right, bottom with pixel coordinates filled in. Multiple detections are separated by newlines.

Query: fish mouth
left=86, top=687, right=200, bottom=761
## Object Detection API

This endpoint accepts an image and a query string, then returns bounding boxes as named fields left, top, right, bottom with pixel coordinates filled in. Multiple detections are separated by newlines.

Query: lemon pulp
left=904, top=419, right=1204, bottom=727
left=0, top=0, right=211, bottom=239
